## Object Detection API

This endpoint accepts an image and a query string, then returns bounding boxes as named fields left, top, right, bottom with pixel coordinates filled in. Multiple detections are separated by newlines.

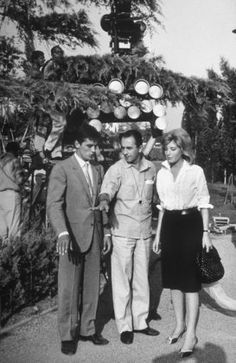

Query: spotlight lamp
left=108, top=78, right=125, bottom=94
left=153, top=103, right=166, bottom=118
left=155, top=116, right=167, bottom=130
left=148, top=84, right=163, bottom=99
left=114, top=106, right=127, bottom=119
left=141, top=100, right=153, bottom=113
left=134, top=79, right=150, bottom=95
left=89, top=119, right=102, bottom=132
left=100, top=78, right=166, bottom=129
left=127, top=105, right=141, bottom=119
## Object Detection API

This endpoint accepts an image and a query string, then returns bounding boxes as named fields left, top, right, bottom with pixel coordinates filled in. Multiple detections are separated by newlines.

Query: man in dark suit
left=47, top=123, right=111, bottom=355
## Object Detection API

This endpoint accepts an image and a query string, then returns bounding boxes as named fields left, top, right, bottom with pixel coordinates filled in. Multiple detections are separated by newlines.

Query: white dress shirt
left=156, top=160, right=213, bottom=210
left=74, top=153, right=94, bottom=186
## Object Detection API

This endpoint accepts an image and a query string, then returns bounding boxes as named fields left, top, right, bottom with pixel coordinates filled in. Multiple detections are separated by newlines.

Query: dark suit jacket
left=47, top=155, right=108, bottom=253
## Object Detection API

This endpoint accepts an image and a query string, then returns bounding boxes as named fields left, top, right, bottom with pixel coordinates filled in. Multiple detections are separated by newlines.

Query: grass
left=208, top=183, right=236, bottom=224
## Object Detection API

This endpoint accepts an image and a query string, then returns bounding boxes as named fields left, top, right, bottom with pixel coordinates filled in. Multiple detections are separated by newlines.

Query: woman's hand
left=153, top=236, right=161, bottom=255
left=202, top=231, right=213, bottom=252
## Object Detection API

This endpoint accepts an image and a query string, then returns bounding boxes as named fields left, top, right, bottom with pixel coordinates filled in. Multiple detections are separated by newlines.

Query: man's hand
left=102, top=235, right=112, bottom=255
left=57, top=234, right=72, bottom=255
left=90, top=200, right=109, bottom=212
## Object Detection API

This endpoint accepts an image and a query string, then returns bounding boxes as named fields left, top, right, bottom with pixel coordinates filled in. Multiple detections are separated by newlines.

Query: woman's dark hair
left=162, top=128, right=195, bottom=164
left=119, top=129, right=143, bottom=147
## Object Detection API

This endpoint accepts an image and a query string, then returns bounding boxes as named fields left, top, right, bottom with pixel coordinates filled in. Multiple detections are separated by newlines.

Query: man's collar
left=74, top=152, right=89, bottom=168
left=123, top=155, right=150, bottom=172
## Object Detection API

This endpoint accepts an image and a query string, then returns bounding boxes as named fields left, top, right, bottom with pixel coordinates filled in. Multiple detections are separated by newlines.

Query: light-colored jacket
left=100, top=157, right=156, bottom=239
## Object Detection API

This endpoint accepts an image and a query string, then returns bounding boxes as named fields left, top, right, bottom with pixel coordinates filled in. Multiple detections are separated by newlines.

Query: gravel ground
left=0, top=234, right=236, bottom=363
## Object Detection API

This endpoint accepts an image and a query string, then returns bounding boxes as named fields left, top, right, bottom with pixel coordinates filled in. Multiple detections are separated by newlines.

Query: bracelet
left=203, top=229, right=210, bottom=232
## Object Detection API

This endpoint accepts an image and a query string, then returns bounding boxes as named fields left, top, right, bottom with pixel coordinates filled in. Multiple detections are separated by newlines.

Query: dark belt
left=165, top=207, right=198, bottom=215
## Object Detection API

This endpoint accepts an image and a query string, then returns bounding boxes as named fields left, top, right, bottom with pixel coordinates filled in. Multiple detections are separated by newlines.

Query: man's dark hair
left=67, top=109, right=86, bottom=132
left=51, top=45, right=63, bottom=56
left=6, top=142, right=20, bottom=157
left=75, top=123, right=101, bottom=144
left=30, top=50, right=44, bottom=63
left=119, top=129, right=143, bottom=147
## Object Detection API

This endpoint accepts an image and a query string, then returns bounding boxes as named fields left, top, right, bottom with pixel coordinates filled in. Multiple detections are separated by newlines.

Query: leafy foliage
left=0, top=227, right=58, bottom=325
left=0, top=0, right=163, bottom=57
left=0, top=36, right=23, bottom=77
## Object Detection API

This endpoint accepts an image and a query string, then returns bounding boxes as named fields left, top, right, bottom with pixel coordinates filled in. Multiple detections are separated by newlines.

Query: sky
left=69, top=0, right=236, bottom=79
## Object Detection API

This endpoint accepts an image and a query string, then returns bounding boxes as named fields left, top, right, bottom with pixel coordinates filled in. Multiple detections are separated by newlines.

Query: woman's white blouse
left=156, top=160, right=213, bottom=210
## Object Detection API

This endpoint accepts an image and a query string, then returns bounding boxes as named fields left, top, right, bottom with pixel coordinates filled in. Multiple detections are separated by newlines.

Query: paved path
left=0, top=234, right=236, bottom=363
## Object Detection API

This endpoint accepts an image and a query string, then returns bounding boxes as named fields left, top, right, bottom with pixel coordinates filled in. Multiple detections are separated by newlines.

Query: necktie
left=84, top=162, right=93, bottom=196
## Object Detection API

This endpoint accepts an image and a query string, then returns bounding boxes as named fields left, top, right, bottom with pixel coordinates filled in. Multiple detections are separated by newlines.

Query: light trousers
left=0, top=190, right=21, bottom=240
left=111, top=235, right=151, bottom=333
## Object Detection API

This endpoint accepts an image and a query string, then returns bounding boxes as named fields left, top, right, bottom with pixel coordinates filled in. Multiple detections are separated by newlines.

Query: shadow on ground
left=152, top=342, right=227, bottom=363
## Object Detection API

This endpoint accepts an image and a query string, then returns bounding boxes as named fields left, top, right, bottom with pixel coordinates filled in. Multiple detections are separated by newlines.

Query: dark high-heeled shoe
left=179, top=337, right=198, bottom=358
left=168, top=328, right=186, bottom=344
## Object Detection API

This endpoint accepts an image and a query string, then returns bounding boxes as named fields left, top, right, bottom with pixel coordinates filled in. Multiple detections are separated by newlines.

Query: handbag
left=196, top=246, right=224, bottom=284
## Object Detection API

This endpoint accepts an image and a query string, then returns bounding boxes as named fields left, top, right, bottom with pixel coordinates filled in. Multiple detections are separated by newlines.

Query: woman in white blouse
left=153, top=128, right=212, bottom=358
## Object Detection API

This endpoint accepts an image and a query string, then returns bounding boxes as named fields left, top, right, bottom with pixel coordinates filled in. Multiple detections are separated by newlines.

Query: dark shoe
left=179, top=337, right=198, bottom=358
left=120, top=331, right=134, bottom=344
left=147, top=311, right=162, bottom=322
left=134, top=326, right=160, bottom=336
left=168, top=328, right=186, bottom=344
left=80, top=333, right=109, bottom=345
left=61, top=340, right=77, bottom=355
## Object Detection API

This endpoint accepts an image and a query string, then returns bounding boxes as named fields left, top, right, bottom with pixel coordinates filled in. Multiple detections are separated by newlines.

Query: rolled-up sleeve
left=100, top=164, right=121, bottom=201
left=196, top=168, right=213, bottom=209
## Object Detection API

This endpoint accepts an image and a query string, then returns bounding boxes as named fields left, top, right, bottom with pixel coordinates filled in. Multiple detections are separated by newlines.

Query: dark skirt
left=160, top=209, right=203, bottom=292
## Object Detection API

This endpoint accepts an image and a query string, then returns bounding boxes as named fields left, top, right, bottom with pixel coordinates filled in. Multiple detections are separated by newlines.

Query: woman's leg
left=181, top=292, right=199, bottom=350
left=170, top=289, right=186, bottom=336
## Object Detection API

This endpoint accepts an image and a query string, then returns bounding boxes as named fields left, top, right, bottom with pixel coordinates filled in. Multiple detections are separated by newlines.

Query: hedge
left=0, top=227, right=58, bottom=326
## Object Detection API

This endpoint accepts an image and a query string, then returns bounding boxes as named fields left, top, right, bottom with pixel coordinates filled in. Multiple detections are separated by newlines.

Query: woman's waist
left=164, top=207, right=199, bottom=216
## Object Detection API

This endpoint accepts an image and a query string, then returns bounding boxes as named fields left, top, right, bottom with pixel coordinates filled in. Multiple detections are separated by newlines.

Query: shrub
left=0, top=226, right=58, bottom=326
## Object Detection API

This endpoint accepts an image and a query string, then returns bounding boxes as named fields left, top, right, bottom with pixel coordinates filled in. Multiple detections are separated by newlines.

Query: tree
left=0, top=36, right=23, bottom=77
left=0, top=0, right=162, bottom=58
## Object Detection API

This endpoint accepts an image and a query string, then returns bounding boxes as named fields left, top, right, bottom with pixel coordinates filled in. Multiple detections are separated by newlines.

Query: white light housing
left=89, top=119, right=102, bottom=132
left=127, top=105, right=141, bottom=119
left=153, top=103, right=166, bottom=117
left=114, top=106, right=127, bottom=119
left=108, top=78, right=124, bottom=94
left=149, top=84, right=163, bottom=99
left=141, top=99, right=153, bottom=113
left=155, top=116, right=167, bottom=130
left=134, top=79, right=150, bottom=95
